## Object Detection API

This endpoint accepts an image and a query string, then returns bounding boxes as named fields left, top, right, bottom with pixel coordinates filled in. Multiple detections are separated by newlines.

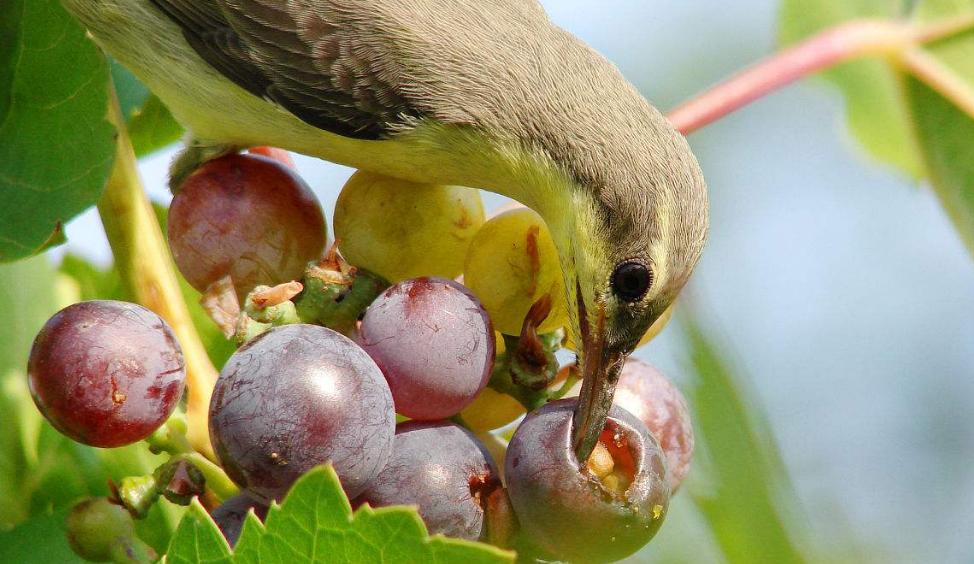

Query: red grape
left=353, top=421, right=502, bottom=540
left=167, top=153, right=326, bottom=299
left=210, top=324, right=394, bottom=502
left=211, top=494, right=268, bottom=547
left=359, top=277, right=494, bottom=420
left=28, top=300, right=185, bottom=448
left=613, top=359, right=694, bottom=491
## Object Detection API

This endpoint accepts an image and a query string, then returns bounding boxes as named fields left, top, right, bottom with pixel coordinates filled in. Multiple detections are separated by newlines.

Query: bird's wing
left=149, top=0, right=423, bottom=140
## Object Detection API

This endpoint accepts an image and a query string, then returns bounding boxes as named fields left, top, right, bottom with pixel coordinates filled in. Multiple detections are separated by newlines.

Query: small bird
left=64, top=0, right=709, bottom=462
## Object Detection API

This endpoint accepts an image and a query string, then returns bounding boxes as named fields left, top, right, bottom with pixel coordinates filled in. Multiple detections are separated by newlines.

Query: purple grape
left=353, top=421, right=501, bottom=540
left=209, top=324, right=394, bottom=503
left=505, top=399, right=670, bottom=563
left=359, top=277, right=494, bottom=420
left=211, top=494, right=268, bottom=547
left=613, top=359, right=694, bottom=491
left=27, top=300, right=185, bottom=448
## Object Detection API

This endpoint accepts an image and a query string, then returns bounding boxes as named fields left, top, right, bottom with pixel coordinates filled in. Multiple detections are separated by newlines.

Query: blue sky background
left=57, top=1, right=974, bottom=562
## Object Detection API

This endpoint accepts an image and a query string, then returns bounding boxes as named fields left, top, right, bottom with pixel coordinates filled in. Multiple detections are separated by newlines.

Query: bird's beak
left=570, top=282, right=625, bottom=463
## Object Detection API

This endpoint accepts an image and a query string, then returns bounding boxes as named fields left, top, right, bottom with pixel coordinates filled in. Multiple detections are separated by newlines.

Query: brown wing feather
left=148, top=0, right=420, bottom=140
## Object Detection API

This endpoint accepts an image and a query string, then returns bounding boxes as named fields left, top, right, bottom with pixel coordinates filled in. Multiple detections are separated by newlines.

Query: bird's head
left=526, top=93, right=710, bottom=462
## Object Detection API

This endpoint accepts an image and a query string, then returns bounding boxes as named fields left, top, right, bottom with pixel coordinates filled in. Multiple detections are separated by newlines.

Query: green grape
left=464, top=208, right=568, bottom=335
left=333, top=171, right=485, bottom=282
left=461, top=386, right=525, bottom=433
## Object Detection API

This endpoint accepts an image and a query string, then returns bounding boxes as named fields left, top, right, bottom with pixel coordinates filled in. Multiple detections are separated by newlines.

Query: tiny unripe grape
left=464, top=208, right=568, bottom=335
left=28, top=300, right=185, bottom=447
left=334, top=171, right=485, bottom=282
left=168, top=153, right=327, bottom=299
left=65, top=498, right=139, bottom=562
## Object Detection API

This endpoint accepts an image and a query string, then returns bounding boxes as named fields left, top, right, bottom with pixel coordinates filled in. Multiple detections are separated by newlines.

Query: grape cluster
left=28, top=150, right=695, bottom=563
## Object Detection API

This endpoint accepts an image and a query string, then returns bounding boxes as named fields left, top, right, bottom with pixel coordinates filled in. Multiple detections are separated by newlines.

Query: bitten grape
left=168, top=153, right=327, bottom=299
left=209, top=324, right=394, bottom=502
left=28, top=300, right=186, bottom=448
left=359, top=277, right=494, bottom=420
left=613, top=359, right=694, bottom=491
left=353, top=421, right=502, bottom=540
left=505, top=399, right=670, bottom=563
left=211, top=494, right=268, bottom=547
left=463, top=208, right=568, bottom=335
left=334, top=171, right=485, bottom=282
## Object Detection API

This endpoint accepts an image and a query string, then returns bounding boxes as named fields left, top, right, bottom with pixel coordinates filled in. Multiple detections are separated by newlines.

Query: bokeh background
left=37, top=0, right=974, bottom=562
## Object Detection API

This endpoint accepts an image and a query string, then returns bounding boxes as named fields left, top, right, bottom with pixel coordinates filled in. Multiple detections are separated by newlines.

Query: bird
left=62, top=0, right=709, bottom=462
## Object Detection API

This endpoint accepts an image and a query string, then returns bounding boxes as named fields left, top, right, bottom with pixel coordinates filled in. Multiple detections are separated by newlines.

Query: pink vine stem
left=667, top=15, right=974, bottom=135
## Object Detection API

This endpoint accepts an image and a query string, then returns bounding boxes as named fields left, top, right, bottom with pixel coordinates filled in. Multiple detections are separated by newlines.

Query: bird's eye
left=611, top=262, right=652, bottom=303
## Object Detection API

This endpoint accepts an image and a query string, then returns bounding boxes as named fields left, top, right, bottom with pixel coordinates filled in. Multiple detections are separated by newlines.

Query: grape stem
left=668, top=13, right=974, bottom=134
left=97, top=84, right=218, bottom=462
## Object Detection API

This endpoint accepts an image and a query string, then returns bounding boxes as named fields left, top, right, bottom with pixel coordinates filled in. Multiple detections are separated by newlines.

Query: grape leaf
left=166, top=501, right=234, bottom=564
left=167, top=466, right=515, bottom=564
left=778, top=0, right=923, bottom=177
left=112, top=61, right=184, bottom=157
left=129, top=94, right=184, bottom=157
left=779, top=0, right=974, bottom=256
left=0, top=0, right=115, bottom=262
left=0, top=509, right=86, bottom=564
left=682, top=315, right=807, bottom=564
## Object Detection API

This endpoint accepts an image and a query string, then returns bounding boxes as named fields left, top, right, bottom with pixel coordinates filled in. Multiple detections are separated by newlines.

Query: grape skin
left=613, top=359, right=694, bottom=491
left=353, top=421, right=502, bottom=541
left=209, top=324, right=394, bottom=503
left=334, top=171, right=485, bottom=282
left=211, top=494, right=268, bottom=547
left=463, top=208, right=568, bottom=335
left=359, top=277, right=494, bottom=420
left=27, top=300, right=186, bottom=448
left=167, top=153, right=327, bottom=299
left=505, top=399, right=670, bottom=563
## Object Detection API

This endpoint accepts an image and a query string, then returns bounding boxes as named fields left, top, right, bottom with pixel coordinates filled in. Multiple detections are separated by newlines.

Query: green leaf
left=111, top=60, right=183, bottom=157
left=111, top=59, right=150, bottom=121
left=0, top=509, right=86, bottom=563
left=778, top=0, right=923, bottom=177
left=0, top=0, right=116, bottom=262
left=682, top=316, right=806, bottom=564
left=166, top=500, right=233, bottom=564
left=129, top=95, right=184, bottom=157
left=58, top=254, right=127, bottom=302
left=778, top=0, right=974, bottom=255
left=905, top=76, right=974, bottom=249
left=167, top=466, right=515, bottom=564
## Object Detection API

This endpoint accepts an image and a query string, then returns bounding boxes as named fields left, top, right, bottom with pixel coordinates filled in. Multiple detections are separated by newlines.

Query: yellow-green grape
left=636, top=303, right=675, bottom=348
left=334, top=171, right=485, bottom=282
left=461, top=387, right=526, bottom=432
left=464, top=209, right=568, bottom=335
left=564, top=302, right=675, bottom=351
